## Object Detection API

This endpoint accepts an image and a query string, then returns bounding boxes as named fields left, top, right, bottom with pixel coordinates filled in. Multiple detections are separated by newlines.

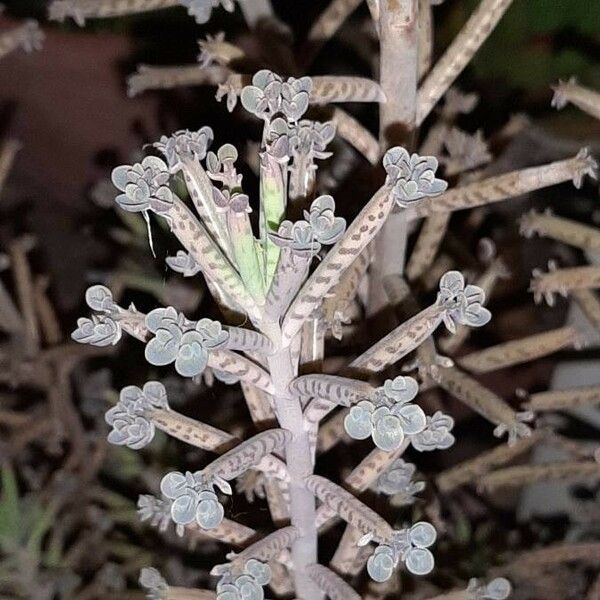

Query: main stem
left=371, top=0, right=419, bottom=313
left=264, top=322, right=323, bottom=600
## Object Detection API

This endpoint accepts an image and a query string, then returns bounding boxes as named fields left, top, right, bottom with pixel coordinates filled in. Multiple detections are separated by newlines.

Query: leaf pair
left=144, top=308, right=229, bottom=377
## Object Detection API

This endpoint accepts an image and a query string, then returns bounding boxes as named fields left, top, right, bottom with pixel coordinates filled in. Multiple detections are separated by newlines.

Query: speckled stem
left=48, top=0, right=179, bottom=22
left=405, top=212, right=450, bottom=281
left=264, top=250, right=311, bottom=322
left=531, top=265, right=600, bottom=303
left=310, top=76, right=385, bottom=104
left=229, top=526, right=299, bottom=569
left=306, top=0, right=363, bottom=51
left=282, top=186, right=395, bottom=345
left=417, top=0, right=514, bottom=124
left=433, top=365, right=530, bottom=443
left=306, top=475, right=393, bottom=542
left=307, top=563, right=362, bottom=600
left=436, top=430, right=544, bottom=492
left=127, top=64, right=229, bottom=97
left=180, top=157, right=233, bottom=260
left=552, top=79, right=600, bottom=121
left=413, top=150, right=596, bottom=218
left=349, top=303, right=444, bottom=373
left=479, top=461, right=600, bottom=494
left=327, top=442, right=409, bottom=574
left=167, top=198, right=261, bottom=321
left=148, top=409, right=287, bottom=479
left=500, top=542, right=600, bottom=573
left=0, top=139, right=21, bottom=194
left=523, top=385, right=600, bottom=412
left=457, top=326, right=578, bottom=374
left=520, top=210, right=600, bottom=252
left=417, top=0, right=433, bottom=79
left=331, top=108, right=379, bottom=165
left=165, top=587, right=216, bottom=600
left=207, top=350, right=274, bottom=394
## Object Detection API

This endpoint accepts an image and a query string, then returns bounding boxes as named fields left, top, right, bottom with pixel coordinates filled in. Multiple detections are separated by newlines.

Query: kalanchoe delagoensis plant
left=64, top=30, right=599, bottom=595
left=29, top=0, right=600, bottom=596
left=71, top=67, right=458, bottom=598
left=63, top=3, right=600, bottom=598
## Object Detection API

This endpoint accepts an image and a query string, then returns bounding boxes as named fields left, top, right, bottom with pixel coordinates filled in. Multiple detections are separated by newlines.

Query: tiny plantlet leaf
left=105, top=382, right=169, bottom=450
left=344, top=377, right=427, bottom=451
left=144, top=310, right=229, bottom=377
left=383, top=147, right=448, bottom=207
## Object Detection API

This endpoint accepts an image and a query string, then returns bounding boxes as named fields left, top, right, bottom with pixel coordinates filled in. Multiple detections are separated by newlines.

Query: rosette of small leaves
left=85, top=284, right=117, bottom=314
left=179, top=0, right=235, bottom=24
left=241, top=70, right=312, bottom=123
left=165, top=251, right=201, bottom=277
left=139, top=567, right=168, bottom=600
left=104, top=382, right=168, bottom=450
left=263, top=117, right=291, bottom=163
left=270, top=195, right=346, bottom=256
left=287, top=120, right=336, bottom=198
left=138, top=495, right=178, bottom=534
left=160, top=471, right=232, bottom=530
left=71, top=314, right=121, bottom=347
left=366, top=522, right=437, bottom=582
left=72, top=284, right=143, bottom=346
left=290, top=120, right=336, bottom=162
left=270, top=220, right=322, bottom=257
left=304, top=195, right=346, bottom=245
left=155, top=127, right=214, bottom=172
left=383, top=147, right=448, bottom=207
left=216, top=560, right=271, bottom=600
left=377, top=375, right=419, bottom=404
left=410, top=411, right=455, bottom=452
left=144, top=308, right=229, bottom=377
left=375, top=459, right=425, bottom=503
left=213, top=189, right=251, bottom=214
left=466, top=577, right=512, bottom=600
left=437, top=270, right=491, bottom=333
left=206, top=143, right=243, bottom=188
left=111, top=156, right=173, bottom=215
left=344, top=376, right=426, bottom=451
left=288, top=119, right=336, bottom=189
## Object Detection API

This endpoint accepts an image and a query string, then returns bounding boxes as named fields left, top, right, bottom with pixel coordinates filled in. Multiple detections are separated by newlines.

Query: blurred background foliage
left=457, top=0, right=600, bottom=89
left=7, top=0, right=600, bottom=92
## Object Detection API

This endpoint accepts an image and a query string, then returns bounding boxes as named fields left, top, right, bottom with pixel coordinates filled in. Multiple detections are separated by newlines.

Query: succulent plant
left=57, top=0, right=599, bottom=597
